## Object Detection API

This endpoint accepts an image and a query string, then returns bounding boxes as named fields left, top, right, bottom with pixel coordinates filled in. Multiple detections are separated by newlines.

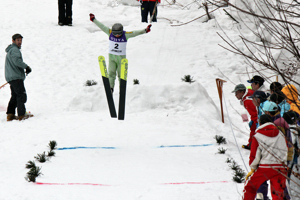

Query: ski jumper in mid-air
left=89, top=13, right=151, bottom=92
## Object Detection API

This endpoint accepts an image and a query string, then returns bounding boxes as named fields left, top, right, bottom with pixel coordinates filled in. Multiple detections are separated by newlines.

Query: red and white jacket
left=249, top=122, right=288, bottom=169
left=241, top=89, right=258, bottom=123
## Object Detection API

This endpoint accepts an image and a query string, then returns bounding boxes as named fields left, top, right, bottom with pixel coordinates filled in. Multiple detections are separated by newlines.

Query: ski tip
left=121, top=58, right=128, bottom=63
left=98, top=56, right=105, bottom=61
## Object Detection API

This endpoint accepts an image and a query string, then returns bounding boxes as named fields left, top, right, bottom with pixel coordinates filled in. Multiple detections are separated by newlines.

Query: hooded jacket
left=5, top=43, right=28, bottom=82
left=249, top=122, right=287, bottom=170
left=282, top=84, right=300, bottom=115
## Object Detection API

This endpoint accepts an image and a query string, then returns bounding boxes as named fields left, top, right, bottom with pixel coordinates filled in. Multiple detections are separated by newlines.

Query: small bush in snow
left=226, top=158, right=233, bottom=163
left=25, top=166, right=42, bottom=182
left=232, top=168, right=246, bottom=183
left=229, top=160, right=239, bottom=171
left=218, top=147, right=227, bottom=154
left=226, top=158, right=246, bottom=183
left=214, top=135, right=227, bottom=145
left=85, top=80, right=97, bottom=86
left=47, top=150, right=56, bottom=157
left=34, top=152, right=48, bottom=163
left=181, top=75, right=195, bottom=84
left=25, top=160, right=36, bottom=169
left=133, top=79, right=140, bottom=85
left=48, top=140, right=57, bottom=151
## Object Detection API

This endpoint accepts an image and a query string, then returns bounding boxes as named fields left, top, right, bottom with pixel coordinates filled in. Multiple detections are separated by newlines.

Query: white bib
left=108, top=33, right=127, bottom=55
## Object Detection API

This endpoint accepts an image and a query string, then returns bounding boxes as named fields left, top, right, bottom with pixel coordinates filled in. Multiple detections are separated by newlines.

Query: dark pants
left=58, top=0, right=73, bottom=25
left=257, top=181, right=269, bottom=200
left=141, top=1, right=158, bottom=23
left=7, top=80, right=27, bottom=116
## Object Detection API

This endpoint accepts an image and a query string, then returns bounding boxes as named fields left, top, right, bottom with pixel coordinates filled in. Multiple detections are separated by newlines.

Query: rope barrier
left=222, top=90, right=249, bottom=172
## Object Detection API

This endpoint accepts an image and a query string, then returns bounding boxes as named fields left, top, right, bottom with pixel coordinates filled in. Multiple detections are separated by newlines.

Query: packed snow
left=0, top=0, right=293, bottom=199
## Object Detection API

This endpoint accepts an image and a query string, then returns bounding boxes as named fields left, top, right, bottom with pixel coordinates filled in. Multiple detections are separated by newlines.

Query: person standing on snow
left=89, top=13, right=151, bottom=92
left=283, top=110, right=300, bottom=199
left=269, top=91, right=290, bottom=117
left=249, top=90, right=268, bottom=119
left=232, top=84, right=258, bottom=150
left=282, top=84, right=300, bottom=115
left=137, top=0, right=161, bottom=23
left=58, top=0, right=73, bottom=26
left=5, top=34, right=33, bottom=121
left=247, top=75, right=268, bottom=93
left=243, top=114, right=288, bottom=200
left=262, top=101, right=292, bottom=200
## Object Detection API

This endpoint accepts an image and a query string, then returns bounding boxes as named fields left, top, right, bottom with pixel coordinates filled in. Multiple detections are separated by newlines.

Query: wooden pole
left=216, top=78, right=227, bottom=123
left=150, top=0, right=159, bottom=23
left=0, top=82, right=8, bottom=90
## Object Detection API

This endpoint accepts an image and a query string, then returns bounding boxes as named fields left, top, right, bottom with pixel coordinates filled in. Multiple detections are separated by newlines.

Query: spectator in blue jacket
left=269, top=91, right=290, bottom=117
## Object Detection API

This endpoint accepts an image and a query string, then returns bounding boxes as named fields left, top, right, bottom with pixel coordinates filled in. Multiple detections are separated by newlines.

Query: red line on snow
left=35, top=181, right=229, bottom=186
left=35, top=182, right=112, bottom=186
left=162, top=181, right=229, bottom=185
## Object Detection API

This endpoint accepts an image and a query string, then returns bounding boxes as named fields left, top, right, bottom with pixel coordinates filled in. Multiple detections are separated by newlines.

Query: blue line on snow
left=57, top=144, right=213, bottom=150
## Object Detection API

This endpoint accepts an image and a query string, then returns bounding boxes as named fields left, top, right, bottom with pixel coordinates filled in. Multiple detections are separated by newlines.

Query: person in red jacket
left=243, top=114, right=288, bottom=200
left=137, top=0, right=161, bottom=23
left=232, top=84, right=258, bottom=150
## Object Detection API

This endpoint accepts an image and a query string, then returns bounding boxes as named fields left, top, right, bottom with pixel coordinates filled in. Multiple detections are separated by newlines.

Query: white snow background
left=0, top=0, right=286, bottom=199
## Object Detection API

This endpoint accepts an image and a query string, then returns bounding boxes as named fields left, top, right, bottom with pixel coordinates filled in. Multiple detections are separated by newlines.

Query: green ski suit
left=93, top=19, right=146, bottom=89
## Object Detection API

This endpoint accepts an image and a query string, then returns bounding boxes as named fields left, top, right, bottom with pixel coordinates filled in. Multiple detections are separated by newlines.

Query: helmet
left=112, top=23, right=123, bottom=36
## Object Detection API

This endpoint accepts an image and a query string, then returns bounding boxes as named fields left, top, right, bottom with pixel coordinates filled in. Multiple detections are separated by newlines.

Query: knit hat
left=262, top=101, right=278, bottom=112
left=232, top=84, right=246, bottom=93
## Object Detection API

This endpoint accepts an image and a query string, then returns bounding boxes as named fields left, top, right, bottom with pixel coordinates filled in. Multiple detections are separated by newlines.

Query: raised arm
left=89, top=13, right=111, bottom=36
left=125, top=24, right=152, bottom=40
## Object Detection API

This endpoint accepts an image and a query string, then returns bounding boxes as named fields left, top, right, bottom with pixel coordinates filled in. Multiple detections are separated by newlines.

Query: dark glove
left=25, top=66, right=32, bottom=75
left=145, top=24, right=152, bottom=33
left=89, top=13, right=95, bottom=22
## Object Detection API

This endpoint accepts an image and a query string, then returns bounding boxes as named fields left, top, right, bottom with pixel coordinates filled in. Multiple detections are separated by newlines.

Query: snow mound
left=68, top=81, right=220, bottom=120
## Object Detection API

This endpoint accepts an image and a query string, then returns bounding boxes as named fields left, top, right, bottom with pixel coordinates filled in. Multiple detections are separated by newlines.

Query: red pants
left=242, top=168, right=287, bottom=200
left=248, top=122, right=257, bottom=146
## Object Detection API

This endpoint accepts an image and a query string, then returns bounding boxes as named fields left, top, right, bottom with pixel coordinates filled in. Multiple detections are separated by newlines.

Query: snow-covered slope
left=0, top=0, right=261, bottom=199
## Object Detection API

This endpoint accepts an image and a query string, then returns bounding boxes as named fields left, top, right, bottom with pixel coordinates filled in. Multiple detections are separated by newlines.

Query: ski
left=98, top=56, right=117, bottom=118
left=118, top=58, right=128, bottom=120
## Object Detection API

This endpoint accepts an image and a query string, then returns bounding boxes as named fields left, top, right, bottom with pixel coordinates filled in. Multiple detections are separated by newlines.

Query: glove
left=25, top=66, right=32, bottom=75
left=89, top=13, right=95, bottom=22
left=145, top=24, right=152, bottom=33
left=245, top=169, right=255, bottom=180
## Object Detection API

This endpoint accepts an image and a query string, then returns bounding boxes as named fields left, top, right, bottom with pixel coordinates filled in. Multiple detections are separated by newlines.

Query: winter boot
left=242, top=144, right=250, bottom=150
left=18, top=112, right=34, bottom=121
left=7, top=114, right=17, bottom=121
